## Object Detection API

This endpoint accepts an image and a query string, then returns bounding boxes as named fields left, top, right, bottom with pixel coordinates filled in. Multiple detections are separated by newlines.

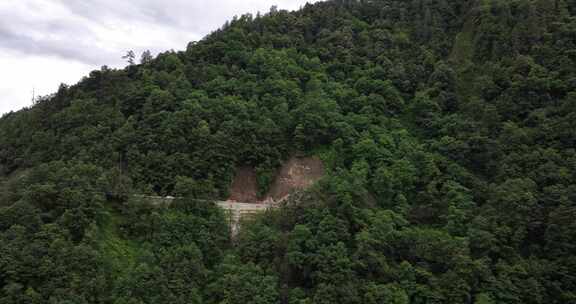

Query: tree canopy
left=1, top=0, right=576, bottom=303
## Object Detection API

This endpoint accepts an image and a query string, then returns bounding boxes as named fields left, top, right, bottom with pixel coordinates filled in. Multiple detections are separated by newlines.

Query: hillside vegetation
left=1, top=0, right=576, bottom=303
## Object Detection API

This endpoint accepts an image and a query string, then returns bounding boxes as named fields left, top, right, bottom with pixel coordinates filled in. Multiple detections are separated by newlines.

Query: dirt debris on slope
left=227, top=166, right=259, bottom=203
left=227, top=156, right=324, bottom=204
left=265, top=156, right=324, bottom=202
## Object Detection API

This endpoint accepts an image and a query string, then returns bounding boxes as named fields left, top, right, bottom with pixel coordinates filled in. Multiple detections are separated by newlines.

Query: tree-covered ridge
left=1, top=0, right=576, bottom=303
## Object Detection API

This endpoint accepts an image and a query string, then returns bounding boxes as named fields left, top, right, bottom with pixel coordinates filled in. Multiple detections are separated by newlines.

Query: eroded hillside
left=1, top=0, right=576, bottom=303
left=227, top=156, right=324, bottom=203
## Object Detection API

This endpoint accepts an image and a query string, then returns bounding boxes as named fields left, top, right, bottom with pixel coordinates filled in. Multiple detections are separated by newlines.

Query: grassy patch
left=451, top=26, right=474, bottom=64
left=97, top=206, right=144, bottom=276
left=450, top=16, right=479, bottom=102
left=0, top=169, right=30, bottom=206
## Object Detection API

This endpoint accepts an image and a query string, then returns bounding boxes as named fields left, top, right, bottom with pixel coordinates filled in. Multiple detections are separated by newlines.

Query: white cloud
left=0, top=0, right=321, bottom=115
left=0, top=50, right=93, bottom=114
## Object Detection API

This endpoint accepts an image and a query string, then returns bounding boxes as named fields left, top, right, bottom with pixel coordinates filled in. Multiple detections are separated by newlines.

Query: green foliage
left=1, top=0, right=576, bottom=302
left=207, top=255, right=280, bottom=304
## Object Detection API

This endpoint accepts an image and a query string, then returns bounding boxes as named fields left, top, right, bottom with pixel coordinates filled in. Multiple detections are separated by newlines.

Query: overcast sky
left=0, top=0, right=321, bottom=115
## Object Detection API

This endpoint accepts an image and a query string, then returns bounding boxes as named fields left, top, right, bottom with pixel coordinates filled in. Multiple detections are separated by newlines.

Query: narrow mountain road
left=133, top=195, right=282, bottom=235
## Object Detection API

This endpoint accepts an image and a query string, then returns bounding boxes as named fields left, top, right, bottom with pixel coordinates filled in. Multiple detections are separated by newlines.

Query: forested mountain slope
left=1, top=0, right=576, bottom=303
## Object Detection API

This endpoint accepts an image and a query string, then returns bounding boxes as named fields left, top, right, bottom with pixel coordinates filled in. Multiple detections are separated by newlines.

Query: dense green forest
left=1, top=0, right=576, bottom=302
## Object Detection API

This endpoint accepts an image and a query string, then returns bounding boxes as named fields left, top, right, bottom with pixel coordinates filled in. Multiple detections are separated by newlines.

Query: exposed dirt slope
left=266, top=156, right=324, bottom=202
left=227, top=166, right=259, bottom=203
left=227, top=156, right=324, bottom=203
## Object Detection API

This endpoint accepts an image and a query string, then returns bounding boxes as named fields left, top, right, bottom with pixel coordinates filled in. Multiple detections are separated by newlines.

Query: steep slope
left=1, top=0, right=576, bottom=303
left=265, top=156, right=324, bottom=201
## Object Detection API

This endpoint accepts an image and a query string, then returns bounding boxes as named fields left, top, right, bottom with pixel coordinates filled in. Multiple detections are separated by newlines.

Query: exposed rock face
left=226, top=156, right=324, bottom=203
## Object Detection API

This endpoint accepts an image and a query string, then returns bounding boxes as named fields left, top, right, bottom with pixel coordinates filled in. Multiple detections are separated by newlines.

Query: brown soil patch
left=227, top=156, right=324, bottom=204
left=227, top=166, right=258, bottom=203
left=265, top=156, right=324, bottom=201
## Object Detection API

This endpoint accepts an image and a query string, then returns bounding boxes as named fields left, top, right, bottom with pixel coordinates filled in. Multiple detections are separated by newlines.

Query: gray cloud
left=0, top=20, right=113, bottom=65
left=55, top=0, right=317, bottom=39
left=0, top=1, right=192, bottom=66
left=57, top=0, right=182, bottom=26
